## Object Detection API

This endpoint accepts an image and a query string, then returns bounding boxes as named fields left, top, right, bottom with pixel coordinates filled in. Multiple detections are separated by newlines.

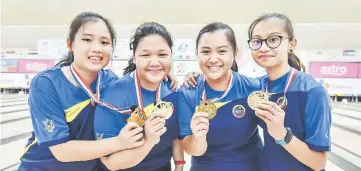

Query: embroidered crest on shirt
left=42, top=119, right=55, bottom=133
left=96, top=132, right=104, bottom=140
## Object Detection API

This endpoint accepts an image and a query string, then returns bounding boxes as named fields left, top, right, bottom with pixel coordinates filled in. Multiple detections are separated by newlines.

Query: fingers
left=124, top=122, right=140, bottom=130
left=132, top=138, right=145, bottom=148
left=164, top=75, right=169, bottom=82
left=150, top=117, right=166, bottom=126
left=255, top=102, right=280, bottom=116
left=153, top=122, right=166, bottom=132
left=255, top=113, right=271, bottom=125
left=148, top=112, right=166, bottom=121
left=190, top=76, right=197, bottom=87
left=129, top=127, right=143, bottom=136
left=255, top=109, right=275, bottom=121
left=156, top=127, right=167, bottom=136
left=194, top=117, right=209, bottom=126
left=170, top=79, right=178, bottom=91
left=129, top=132, right=144, bottom=142
left=193, top=112, right=209, bottom=119
left=183, top=81, right=190, bottom=88
left=268, top=101, right=284, bottom=113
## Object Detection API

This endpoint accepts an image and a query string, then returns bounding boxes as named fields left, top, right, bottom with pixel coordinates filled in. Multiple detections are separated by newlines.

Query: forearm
left=181, top=135, right=207, bottom=156
left=101, top=140, right=155, bottom=170
left=283, top=136, right=328, bottom=170
left=172, top=139, right=184, bottom=161
left=49, top=137, right=121, bottom=162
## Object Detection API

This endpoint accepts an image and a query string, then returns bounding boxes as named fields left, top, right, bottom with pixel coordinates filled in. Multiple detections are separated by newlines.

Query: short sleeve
left=99, top=69, right=119, bottom=90
left=29, top=77, right=70, bottom=147
left=178, top=90, right=194, bottom=139
left=304, top=86, right=332, bottom=151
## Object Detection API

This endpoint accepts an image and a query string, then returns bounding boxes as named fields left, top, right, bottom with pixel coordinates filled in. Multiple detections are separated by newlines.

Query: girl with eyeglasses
left=183, top=13, right=331, bottom=171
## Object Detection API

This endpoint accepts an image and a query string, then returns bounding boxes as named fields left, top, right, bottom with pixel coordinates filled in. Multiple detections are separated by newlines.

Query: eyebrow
left=252, top=32, right=283, bottom=38
left=216, top=45, right=230, bottom=49
left=200, top=46, right=229, bottom=49
left=140, top=49, right=170, bottom=53
left=82, top=33, right=111, bottom=40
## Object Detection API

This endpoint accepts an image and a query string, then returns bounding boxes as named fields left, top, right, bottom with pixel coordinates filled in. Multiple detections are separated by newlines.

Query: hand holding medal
left=254, top=101, right=287, bottom=141
left=190, top=112, right=210, bottom=139
left=252, top=69, right=297, bottom=140
left=144, top=111, right=167, bottom=146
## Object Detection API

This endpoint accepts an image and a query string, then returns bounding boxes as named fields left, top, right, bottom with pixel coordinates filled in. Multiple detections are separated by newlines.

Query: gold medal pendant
left=198, top=100, right=217, bottom=119
left=247, top=91, right=272, bottom=110
left=128, top=107, right=147, bottom=127
left=153, top=101, right=174, bottom=119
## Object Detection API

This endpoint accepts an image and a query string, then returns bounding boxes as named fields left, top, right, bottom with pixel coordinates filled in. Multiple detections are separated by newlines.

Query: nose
left=149, top=56, right=161, bottom=66
left=91, top=42, right=102, bottom=53
left=208, top=53, right=219, bottom=63
left=259, top=40, right=270, bottom=53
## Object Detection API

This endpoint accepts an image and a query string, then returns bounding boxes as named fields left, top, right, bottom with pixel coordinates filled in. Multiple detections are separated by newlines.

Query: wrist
left=145, top=138, right=158, bottom=147
left=274, top=127, right=287, bottom=141
left=174, top=160, right=186, bottom=167
left=114, top=136, right=126, bottom=151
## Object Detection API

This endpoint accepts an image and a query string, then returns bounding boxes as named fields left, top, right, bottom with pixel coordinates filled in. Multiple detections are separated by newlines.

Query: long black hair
left=196, top=22, right=239, bottom=72
left=123, top=22, right=173, bottom=75
left=56, top=12, right=117, bottom=67
left=248, top=13, right=305, bottom=72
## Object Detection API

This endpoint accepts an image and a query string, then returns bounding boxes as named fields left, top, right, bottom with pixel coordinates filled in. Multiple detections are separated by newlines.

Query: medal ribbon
left=134, top=71, right=161, bottom=110
left=202, top=71, right=234, bottom=102
left=70, top=64, right=132, bottom=114
left=266, top=68, right=297, bottom=104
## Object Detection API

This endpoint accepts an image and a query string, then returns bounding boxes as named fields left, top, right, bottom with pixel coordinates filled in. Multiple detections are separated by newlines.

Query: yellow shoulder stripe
left=195, top=101, right=230, bottom=112
left=64, top=99, right=91, bottom=122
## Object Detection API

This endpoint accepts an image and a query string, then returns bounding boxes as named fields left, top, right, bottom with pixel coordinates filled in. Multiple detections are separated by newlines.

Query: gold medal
left=198, top=100, right=217, bottom=119
left=153, top=101, right=174, bottom=119
left=128, top=107, right=146, bottom=127
left=247, top=91, right=271, bottom=110
left=277, top=96, right=288, bottom=110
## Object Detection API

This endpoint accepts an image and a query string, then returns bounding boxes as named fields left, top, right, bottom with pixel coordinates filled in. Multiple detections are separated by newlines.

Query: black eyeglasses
left=247, top=36, right=292, bottom=50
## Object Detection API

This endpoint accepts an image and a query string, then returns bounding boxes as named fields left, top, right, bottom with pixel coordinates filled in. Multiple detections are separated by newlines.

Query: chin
left=204, top=71, right=224, bottom=81
left=145, top=73, right=165, bottom=83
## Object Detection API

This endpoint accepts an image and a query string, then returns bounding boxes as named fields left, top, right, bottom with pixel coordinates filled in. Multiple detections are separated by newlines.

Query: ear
left=66, top=40, right=72, bottom=51
left=131, top=55, right=136, bottom=63
left=290, top=39, right=297, bottom=51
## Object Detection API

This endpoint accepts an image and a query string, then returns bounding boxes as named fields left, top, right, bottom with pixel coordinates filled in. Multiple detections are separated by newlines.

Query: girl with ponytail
left=247, top=13, right=331, bottom=171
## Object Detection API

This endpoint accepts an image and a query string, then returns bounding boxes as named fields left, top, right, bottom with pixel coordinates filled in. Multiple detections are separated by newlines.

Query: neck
left=206, top=71, right=231, bottom=91
left=72, top=64, right=98, bottom=86
left=266, top=63, right=290, bottom=81
left=137, top=75, right=160, bottom=92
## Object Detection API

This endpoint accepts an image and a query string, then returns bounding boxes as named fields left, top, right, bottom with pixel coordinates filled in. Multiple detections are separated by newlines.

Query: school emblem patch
left=42, top=119, right=55, bottom=133
left=232, top=105, right=246, bottom=118
left=96, top=132, right=104, bottom=140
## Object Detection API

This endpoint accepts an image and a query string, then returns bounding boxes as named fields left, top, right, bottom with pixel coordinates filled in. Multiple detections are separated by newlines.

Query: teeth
left=208, top=66, right=220, bottom=69
left=89, top=56, right=102, bottom=60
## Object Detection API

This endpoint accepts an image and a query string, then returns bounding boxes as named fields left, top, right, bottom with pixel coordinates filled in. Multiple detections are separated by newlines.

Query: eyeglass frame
left=247, top=35, right=292, bottom=51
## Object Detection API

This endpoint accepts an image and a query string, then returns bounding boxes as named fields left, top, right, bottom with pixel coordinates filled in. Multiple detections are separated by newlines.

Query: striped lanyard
left=134, top=71, right=161, bottom=110
left=266, top=68, right=297, bottom=103
left=202, top=71, right=233, bottom=102
left=70, top=64, right=132, bottom=114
